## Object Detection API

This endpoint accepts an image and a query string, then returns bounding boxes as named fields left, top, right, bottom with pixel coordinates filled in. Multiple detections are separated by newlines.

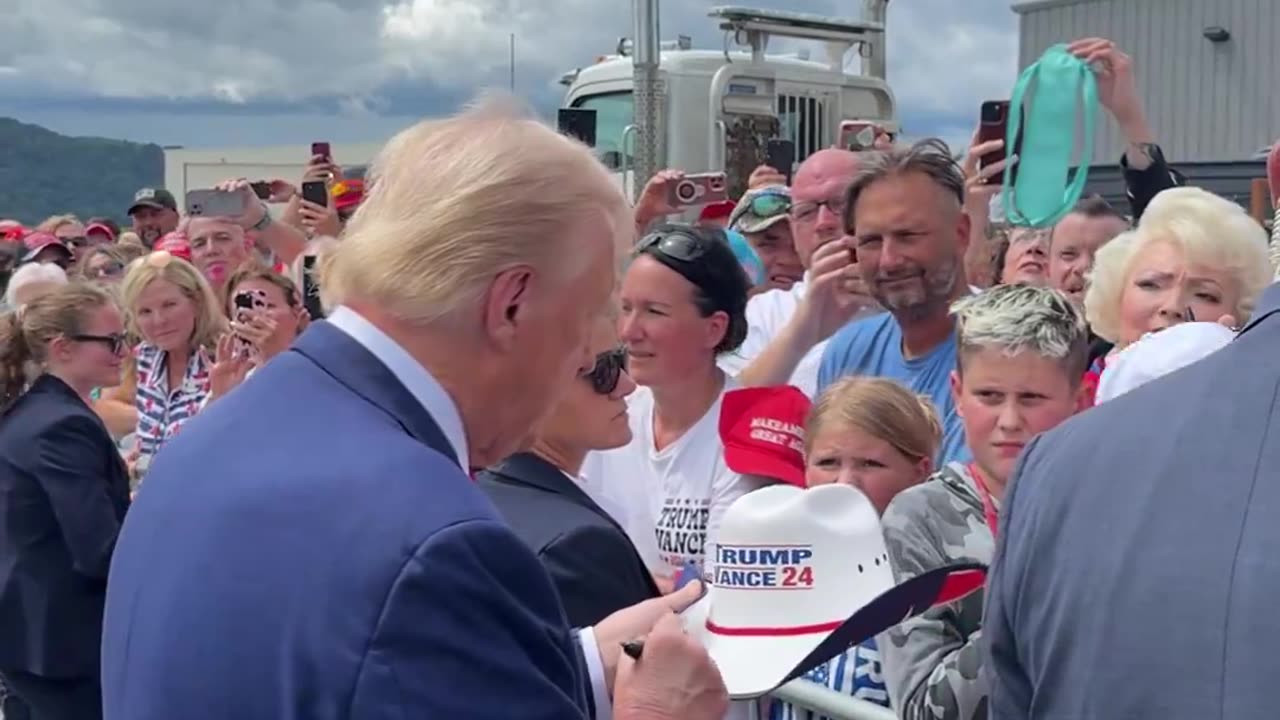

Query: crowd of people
left=0, top=35, right=1278, bottom=720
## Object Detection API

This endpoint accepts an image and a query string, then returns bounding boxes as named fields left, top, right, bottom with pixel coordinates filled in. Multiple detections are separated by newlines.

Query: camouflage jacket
left=878, top=463, right=996, bottom=720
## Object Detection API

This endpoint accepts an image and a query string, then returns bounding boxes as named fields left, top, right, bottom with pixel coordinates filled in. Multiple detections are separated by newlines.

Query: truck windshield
left=572, top=91, right=632, bottom=171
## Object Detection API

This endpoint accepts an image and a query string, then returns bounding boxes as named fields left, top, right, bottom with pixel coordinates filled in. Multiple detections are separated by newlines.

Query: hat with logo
left=719, top=386, right=811, bottom=487
left=1096, top=321, right=1235, bottom=404
left=679, top=483, right=986, bottom=699
left=730, top=185, right=792, bottom=235
left=128, top=187, right=178, bottom=215
left=20, top=232, right=71, bottom=263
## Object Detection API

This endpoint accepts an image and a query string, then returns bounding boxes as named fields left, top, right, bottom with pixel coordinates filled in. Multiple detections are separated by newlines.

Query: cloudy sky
left=0, top=0, right=1020, bottom=151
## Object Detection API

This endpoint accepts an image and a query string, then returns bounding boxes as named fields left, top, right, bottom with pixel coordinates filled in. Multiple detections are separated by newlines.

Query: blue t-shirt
left=817, top=313, right=970, bottom=465
left=769, top=638, right=889, bottom=719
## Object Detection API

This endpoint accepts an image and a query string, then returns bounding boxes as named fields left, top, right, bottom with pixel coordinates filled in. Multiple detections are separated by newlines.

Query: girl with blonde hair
left=804, top=375, right=942, bottom=514
left=767, top=376, right=942, bottom=718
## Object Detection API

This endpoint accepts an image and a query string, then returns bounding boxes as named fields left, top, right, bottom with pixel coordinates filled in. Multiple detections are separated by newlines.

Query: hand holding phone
left=301, top=180, right=328, bottom=208
left=667, top=172, right=728, bottom=208
left=839, top=121, right=886, bottom=152
left=977, top=101, right=1023, bottom=184
left=186, top=188, right=250, bottom=218
left=311, top=142, right=331, bottom=161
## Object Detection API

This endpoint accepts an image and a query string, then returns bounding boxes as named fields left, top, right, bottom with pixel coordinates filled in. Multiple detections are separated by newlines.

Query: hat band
left=705, top=618, right=842, bottom=637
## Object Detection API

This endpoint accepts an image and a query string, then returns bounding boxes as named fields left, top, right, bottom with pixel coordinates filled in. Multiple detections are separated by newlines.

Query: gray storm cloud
left=0, top=0, right=1017, bottom=132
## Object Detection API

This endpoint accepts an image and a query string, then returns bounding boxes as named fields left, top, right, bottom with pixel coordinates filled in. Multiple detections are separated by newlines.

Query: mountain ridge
left=0, top=117, right=164, bottom=226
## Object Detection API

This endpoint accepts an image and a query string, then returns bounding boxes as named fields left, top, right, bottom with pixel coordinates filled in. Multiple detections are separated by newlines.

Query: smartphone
left=301, top=180, right=328, bottom=208
left=250, top=181, right=272, bottom=200
left=766, top=139, right=795, bottom=185
left=978, top=101, right=1023, bottom=184
left=557, top=108, right=598, bottom=147
left=668, top=172, right=728, bottom=208
left=302, top=255, right=325, bottom=320
left=185, top=188, right=249, bottom=218
left=232, top=288, right=268, bottom=355
left=311, top=142, right=331, bottom=160
left=839, top=121, right=882, bottom=151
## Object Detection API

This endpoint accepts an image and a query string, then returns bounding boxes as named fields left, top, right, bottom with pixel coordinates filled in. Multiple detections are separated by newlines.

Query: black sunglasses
left=583, top=347, right=627, bottom=395
left=637, top=228, right=712, bottom=263
left=72, top=333, right=127, bottom=356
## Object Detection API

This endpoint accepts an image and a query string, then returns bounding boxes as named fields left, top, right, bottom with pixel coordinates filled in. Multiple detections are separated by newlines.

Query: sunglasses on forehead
left=582, top=347, right=627, bottom=395
left=746, top=191, right=791, bottom=219
left=637, top=228, right=712, bottom=263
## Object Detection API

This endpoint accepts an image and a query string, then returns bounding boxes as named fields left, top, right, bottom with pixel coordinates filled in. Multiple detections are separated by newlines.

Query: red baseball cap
left=20, top=232, right=71, bottom=263
left=698, top=199, right=736, bottom=223
left=86, top=222, right=117, bottom=242
left=155, top=231, right=192, bottom=261
left=719, top=386, right=811, bottom=488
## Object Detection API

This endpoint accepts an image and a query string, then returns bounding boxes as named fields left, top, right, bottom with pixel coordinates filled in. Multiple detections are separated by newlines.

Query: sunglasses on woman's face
left=72, top=332, right=128, bottom=356
left=92, top=261, right=125, bottom=279
left=582, top=347, right=627, bottom=395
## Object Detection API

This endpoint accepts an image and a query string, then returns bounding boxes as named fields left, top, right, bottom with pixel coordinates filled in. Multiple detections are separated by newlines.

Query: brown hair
left=842, top=138, right=965, bottom=236
left=805, top=376, right=942, bottom=464
left=225, top=263, right=302, bottom=316
left=0, top=282, right=118, bottom=410
left=74, top=244, right=130, bottom=281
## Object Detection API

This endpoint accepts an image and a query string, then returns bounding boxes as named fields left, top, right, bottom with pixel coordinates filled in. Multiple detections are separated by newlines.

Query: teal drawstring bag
left=1002, top=44, right=1099, bottom=228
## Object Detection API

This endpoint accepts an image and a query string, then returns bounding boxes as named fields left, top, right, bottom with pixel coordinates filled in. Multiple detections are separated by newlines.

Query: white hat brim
left=681, top=563, right=987, bottom=699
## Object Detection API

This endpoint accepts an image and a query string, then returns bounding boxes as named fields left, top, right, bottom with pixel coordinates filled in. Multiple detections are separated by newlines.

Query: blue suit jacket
left=984, top=283, right=1280, bottom=720
left=101, top=321, right=593, bottom=719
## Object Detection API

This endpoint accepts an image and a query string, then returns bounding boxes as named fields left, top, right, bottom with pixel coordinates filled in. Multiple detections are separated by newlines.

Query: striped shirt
left=134, top=342, right=211, bottom=461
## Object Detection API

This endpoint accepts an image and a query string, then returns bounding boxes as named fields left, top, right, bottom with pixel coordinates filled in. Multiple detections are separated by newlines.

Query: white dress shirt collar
left=325, top=306, right=470, bottom=468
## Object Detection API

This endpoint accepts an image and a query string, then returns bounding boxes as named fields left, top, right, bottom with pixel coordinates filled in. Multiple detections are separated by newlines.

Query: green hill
left=0, top=117, right=164, bottom=226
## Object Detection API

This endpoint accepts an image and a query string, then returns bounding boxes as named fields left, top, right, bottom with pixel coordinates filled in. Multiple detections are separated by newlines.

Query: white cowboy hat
left=680, top=483, right=985, bottom=699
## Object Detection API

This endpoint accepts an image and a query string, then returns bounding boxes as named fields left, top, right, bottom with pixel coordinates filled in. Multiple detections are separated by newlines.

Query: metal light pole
left=632, top=0, right=661, bottom=193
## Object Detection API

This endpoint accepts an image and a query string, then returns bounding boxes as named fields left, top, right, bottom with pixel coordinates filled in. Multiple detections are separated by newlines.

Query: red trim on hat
left=706, top=619, right=843, bottom=637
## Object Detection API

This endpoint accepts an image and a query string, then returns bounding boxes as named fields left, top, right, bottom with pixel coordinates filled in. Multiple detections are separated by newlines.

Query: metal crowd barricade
left=746, top=679, right=898, bottom=720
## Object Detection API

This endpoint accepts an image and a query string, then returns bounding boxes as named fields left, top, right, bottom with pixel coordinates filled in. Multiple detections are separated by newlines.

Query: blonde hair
left=0, top=282, right=118, bottom=410
left=952, top=284, right=1090, bottom=380
left=6, top=263, right=68, bottom=308
left=319, top=93, right=632, bottom=327
left=119, top=252, right=226, bottom=353
left=36, top=214, right=82, bottom=235
left=117, top=231, right=145, bottom=249
left=1086, top=187, right=1270, bottom=343
left=806, top=376, right=942, bottom=464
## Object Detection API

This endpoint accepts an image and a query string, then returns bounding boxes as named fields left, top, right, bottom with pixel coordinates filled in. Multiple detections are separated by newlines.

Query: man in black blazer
left=0, top=374, right=130, bottom=719
left=480, top=451, right=661, bottom=627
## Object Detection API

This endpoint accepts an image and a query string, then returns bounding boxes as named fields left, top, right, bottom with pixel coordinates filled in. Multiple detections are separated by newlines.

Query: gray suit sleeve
left=982, top=436, right=1040, bottom=719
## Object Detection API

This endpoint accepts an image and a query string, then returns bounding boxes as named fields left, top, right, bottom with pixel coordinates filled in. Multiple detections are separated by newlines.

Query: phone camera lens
left=675, top=181, right=698, bottom=202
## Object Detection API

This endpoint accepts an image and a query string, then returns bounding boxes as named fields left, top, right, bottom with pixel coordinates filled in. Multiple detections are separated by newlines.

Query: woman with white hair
left=1082, top=187, right=1270, bottom=400
left=4, top=262, right=68, bottom=310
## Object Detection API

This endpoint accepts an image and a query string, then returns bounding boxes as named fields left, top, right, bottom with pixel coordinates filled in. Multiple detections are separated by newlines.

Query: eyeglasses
left=72, top=333, right=127, bottom=356
left=637, top=228, right=711, bottom=263
left=582, top=347, right=627, bottom=395
left=92, top=261, right=124, bottom=279
left=792, top=194, right=848, bottom=223
left=747, top=192, right=791, bottom=219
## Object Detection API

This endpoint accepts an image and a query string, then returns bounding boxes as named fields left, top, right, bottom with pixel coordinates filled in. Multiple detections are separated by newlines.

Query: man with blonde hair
left=102, top=97, right=729, bottom=720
